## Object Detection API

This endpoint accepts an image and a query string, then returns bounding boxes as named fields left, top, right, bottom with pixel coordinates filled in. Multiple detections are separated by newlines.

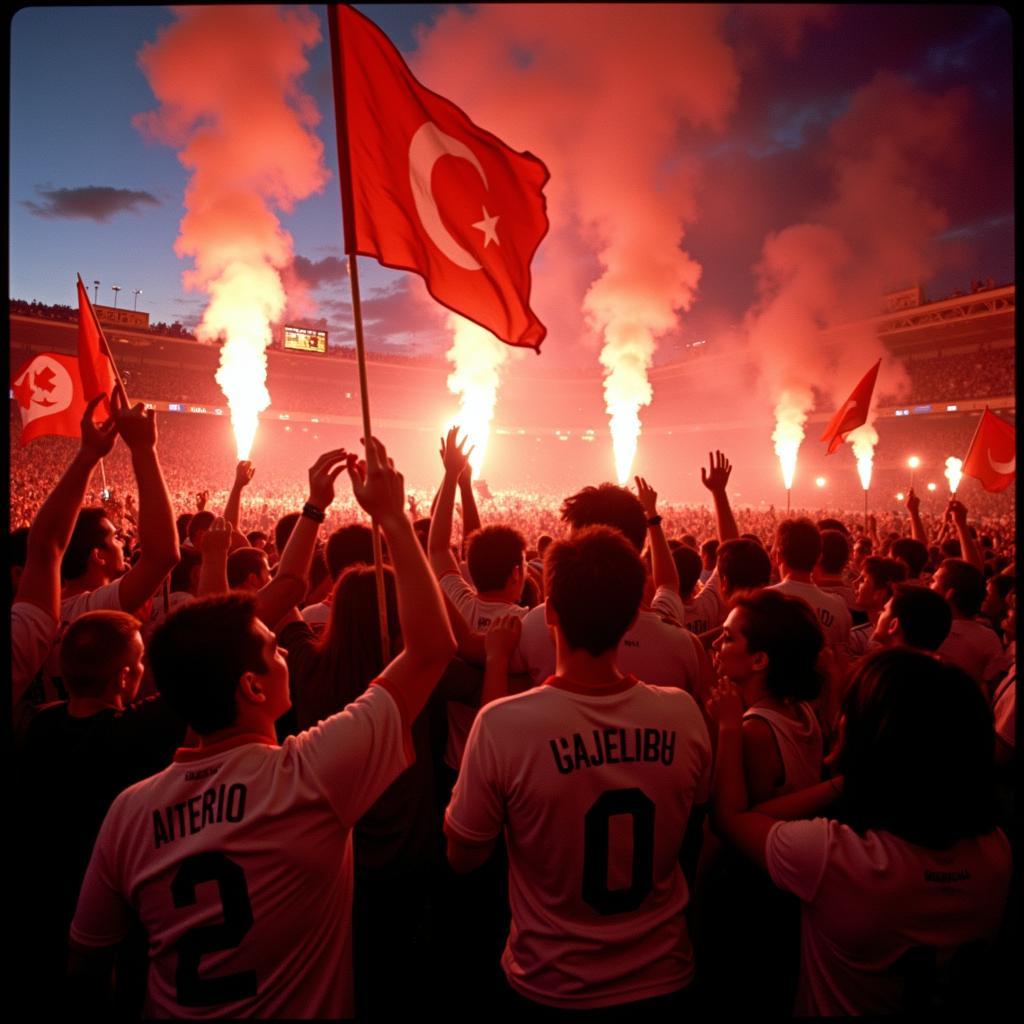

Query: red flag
left=962, top=408, right=1015, bottom=492
left=329, top=5, right=549, bottom=351
left=77, top=275, right=118, bottom=419
left=12, top=352, right=89, bottom=446
left=820, top=358, right=882, bottom=455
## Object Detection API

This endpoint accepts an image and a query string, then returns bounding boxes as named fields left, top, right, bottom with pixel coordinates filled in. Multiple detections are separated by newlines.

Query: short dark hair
left=940, top=538, right=962, bottom=559
left=187, top=511, right=216, bottom=545
left=889, top=584, right=953, bottom=651
left=861, top=556, right=906, bottom=597
left=246, top=530, right=268, bottom=547
left=718, top=538, right=772, bottom=595
left=837, top=648, right=997, bottom=848
left=891, top=537, right=928, bottom=578
left=672, top=545, right=703, bottom=597
left=817, top=517, right=849, bottom=536
left=227, top=547, right=269, bottom=589
left=681, top=534, right=699, bottom=551
left=325, top=524, right=375, bottom=580
left=147, top=594, right=267, bottom=735
left=776, top=518, right=821, bottom=573
left=309, top=545, right=330, bottom=592
left=62, top=507, right=110, bottom=581
left=700, top=538, right=719, bottom=569
left=60, top=610, right=142, bottom=698
left=545, top=526, right=645, bottom=657
left=937, top=558, right=986, bottom=618
left=733, top=590, right=824, bottom=701
left=170, top=546, right=202, bottom=594
left=274, top=512, right=301, bottom=555
left=466, top=525, right=526, bottom=593
left=10, top=527, right=30, bottom=569
left=537, top=534, right=554, bottom=556
left=989, top=574, right=1016, bottom=601
left=176, top=513, right=194, bottom=545
left=560, top=484, right=647, bottom=553
left=819, top=530, right=850, bottom=574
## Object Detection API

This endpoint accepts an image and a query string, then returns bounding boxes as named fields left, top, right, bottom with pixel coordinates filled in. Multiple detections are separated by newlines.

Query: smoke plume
left=135, top=5, right=328, bottom=458
left=412, top=4, right=740, bottom=482
left=745, top=72, right=967, bottom=490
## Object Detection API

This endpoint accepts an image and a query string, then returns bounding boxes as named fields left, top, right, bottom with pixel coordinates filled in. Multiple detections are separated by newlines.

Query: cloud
left=21, top=185, right=160, bottom=222
left=290, top=254, right=347, bottom=289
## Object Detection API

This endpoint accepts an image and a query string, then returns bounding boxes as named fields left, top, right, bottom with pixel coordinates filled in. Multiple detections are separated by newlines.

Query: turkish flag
left=820, top=358, right=882, bottom=455
left=77, top=275, right=118, bottom=419
left=330, top=5, right=549, bottom=351
left=962, top=408, right=1015, bottom=492
left=12, top=352, right=88, bottom=446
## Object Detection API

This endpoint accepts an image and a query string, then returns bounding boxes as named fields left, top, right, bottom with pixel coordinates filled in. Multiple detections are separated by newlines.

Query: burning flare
left=600, top=339, right=653, bottom=485
left=134, top=6, right=328, bottom=459
left=847, top=423, right=877, bottom=491
left=772, top=390, right=809, bottom=491
left=944, top=456, right=963, bottom=494
left=445, top=315, right=508, bottom=477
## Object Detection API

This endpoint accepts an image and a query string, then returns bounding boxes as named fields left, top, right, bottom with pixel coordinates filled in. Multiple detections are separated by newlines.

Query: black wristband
left=302, top=502, right=326, bottom=523
left=646, top=515, right=663, bottom=527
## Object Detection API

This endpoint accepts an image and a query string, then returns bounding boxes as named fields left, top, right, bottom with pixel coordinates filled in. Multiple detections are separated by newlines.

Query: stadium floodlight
left=133, top=289, right=142, bottom=311
left=112, top=285, right=121, bottom=308
left=92, top=280, right=100, bottom=303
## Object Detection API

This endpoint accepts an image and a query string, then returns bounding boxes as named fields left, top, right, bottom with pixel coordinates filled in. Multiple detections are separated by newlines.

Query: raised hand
left=199, top=515, right=231, bottom=560
left=905, top=489, right=921, bottom=516
left=307, top=448, right=349, bottom=510
left=195, top=490, right=209, bottom=512
left=485, top=614, right=522, bottom=664
left=634, top=476, right=658, bottom=518
left=948, top=498, right=968, bottom=526
left=439, top=426, right=474, bottom=481
left=234, top=460, right=256, bottom=488
left=79, top=393, right=118, bottom=463
left=703, top=679, right=744, bottom=731
left=111, top=386, right=158, bottom=453
left=348, top=437, right=405, bottom=526
left=701, top=450, right=732, bottom=493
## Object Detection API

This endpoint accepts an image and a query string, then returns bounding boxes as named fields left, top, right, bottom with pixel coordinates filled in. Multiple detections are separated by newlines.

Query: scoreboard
left=283, top=325, right=328, bottom=354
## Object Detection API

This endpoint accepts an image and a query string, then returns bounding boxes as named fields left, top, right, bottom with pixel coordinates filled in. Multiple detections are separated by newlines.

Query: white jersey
left=766, top=818, right=1011, bottom=1016
left=992, top=664, right=1014, bottom=749
left=743, top=701, right=822, bottom=797
left=847, top=621, right=880, bottom=659
left=11, top=601, right=57, bottom=707
left=818, top=580, right=858, bottom=612
left=447, top=678, right=712, bottom=1009
left=518, top=588, right=705, bottom=695
left=70, top=683, right=410, bottom=1019
left=300, top=601, right=330, bottom=627
left=769, top=578, right=852, bottom=654
left=938, top=619, right=1008, bottom=688
left=680, top=576, right=724, bottom=636
left=440, top=570, right=529, bottom=770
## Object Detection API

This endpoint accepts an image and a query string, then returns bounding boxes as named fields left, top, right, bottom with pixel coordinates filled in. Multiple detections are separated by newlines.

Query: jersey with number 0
left=446, top=677, right=712, bottom=1009
left=70, top=682, right=410, bottom=1020
left=766, top=817, right=1011, bottom=1016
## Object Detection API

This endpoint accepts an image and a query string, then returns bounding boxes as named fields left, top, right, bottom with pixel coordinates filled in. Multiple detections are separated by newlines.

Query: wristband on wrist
left=646, top=515, right=662, bottom=527
left=302, top=502, right=326, bottom=523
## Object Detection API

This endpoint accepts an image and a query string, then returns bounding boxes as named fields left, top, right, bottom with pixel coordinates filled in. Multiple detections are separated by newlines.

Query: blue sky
left=9, top=5, right=1013, bottom=366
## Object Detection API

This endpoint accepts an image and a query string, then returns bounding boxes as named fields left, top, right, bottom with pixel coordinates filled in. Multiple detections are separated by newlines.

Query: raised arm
left=196, top=516, right=231, bottom=597
left=905, top=489, right=928, bottom=545
left=110, top=391, right=180, bottom=613
left=350, top=437, right=457, bottom=721
left=948, top=499, right=984, bottom=571
left=223, top=460, right=254, bottom=532
left=458, top=458, right=482, bottom=540
left=16, top=395, right=117, bottom=619
left=254, top=448, right=349, bottom=628
left=636, top=476, right=679, bottom=593
left=701, top=450, right=739, bottom=542
left=427, top=427, right=473, bottom=578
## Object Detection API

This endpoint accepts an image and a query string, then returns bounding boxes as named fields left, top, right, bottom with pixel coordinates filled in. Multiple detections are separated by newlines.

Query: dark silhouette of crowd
left=9, top=384, right=1016, bottom=1020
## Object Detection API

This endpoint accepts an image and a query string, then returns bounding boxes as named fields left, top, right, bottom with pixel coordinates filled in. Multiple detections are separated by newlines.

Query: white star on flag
left=472, top=206, right=500, bottom=248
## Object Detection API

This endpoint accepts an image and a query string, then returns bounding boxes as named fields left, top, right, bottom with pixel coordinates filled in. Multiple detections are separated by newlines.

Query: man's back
left=71, top=685, right=408, bottom=1019
left=446, top=679, right=712, bottom=1009
left=770, top=578, right=852, bottom=651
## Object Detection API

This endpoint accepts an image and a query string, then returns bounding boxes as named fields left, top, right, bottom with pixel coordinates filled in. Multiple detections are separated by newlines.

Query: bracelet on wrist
left=302, top=502, right=326, bottom=523
left=646, top=515, right=662, bottom=527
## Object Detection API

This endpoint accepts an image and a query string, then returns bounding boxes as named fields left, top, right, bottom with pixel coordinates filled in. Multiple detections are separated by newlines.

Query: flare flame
left=772, top=390, right=808, bottom=491
left=445, top=316, right=508, bottom=477
left=847, top=423, right=877, bottom=491
left=944, top=456, right=963, bottom=494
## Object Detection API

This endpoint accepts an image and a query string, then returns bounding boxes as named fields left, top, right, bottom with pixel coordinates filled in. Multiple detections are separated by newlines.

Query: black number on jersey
left=888, top=939, right=992, bottom=1013
left=171, top=851, right=258, bottom=1007
left=581, top=787, right=655, bottom=915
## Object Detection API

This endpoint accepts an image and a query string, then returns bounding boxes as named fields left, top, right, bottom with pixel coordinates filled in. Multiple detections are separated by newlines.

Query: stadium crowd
left=9, top=382, right=1016, bottom=1020
left=903, top=347, right=1014, bottom=404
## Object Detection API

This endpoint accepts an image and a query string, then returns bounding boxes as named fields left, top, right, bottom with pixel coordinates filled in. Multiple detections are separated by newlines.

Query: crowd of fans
left=9, top=382, right=1016, bottom=1019
left=903, top=347, right=1015, bottom=404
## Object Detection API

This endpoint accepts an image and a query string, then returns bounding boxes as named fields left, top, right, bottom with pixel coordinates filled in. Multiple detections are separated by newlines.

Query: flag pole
left=329, top=5, right=391, bottom=666
left=77, top=274, right=129, bottom=403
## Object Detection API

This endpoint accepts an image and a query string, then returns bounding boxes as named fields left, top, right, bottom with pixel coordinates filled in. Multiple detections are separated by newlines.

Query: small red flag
left=12, top=352, right=89, bottom=446
left=820, top=358, right=882, bottom=455
left=77, top=276, right=118, bottom=419
left=330, top=5, right=549, bottom=351
left=962, top=408, right=1015, bottom=492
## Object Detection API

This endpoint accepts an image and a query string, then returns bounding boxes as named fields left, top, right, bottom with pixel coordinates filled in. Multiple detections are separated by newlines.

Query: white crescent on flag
left=409, top=122, right=488, bottom=271
left=987, top=449, right=1015, bottom=474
